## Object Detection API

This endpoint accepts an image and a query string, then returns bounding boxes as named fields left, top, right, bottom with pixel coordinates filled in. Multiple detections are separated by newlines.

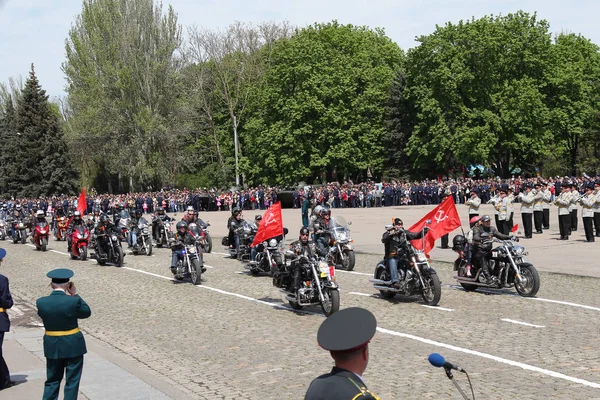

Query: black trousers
left=508, top=213, right=514, bottom=231
left=469, top=214, right=479, bottom=228
left=594, top=213, right=600, bottom=237
left=497, top=219, right=509, bottom=235
left=0, top=332, right=10, bottom=389
left=570, top=210, right=578, bottom=231
left=542, top=209, right=550, bottom=229
left=583, top=217, right=595, bottom=242
left=494, top=214, right=500, bottom=230
left=522, top=213, right=533, bottom=237
left=558, top=214, right=571, bottom=239
left=533, top=211, right=543, bottom=233
left=440, top=234, right=449, bottom=249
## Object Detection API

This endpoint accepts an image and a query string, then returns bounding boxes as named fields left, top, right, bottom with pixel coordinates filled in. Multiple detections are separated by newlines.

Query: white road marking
left=211, top=252, right=230, bottom=256
left=501, top=318, right=545, bottom=328
left=349, top=291, right=373, bottom=297
left=122, top=265, right=600, bottom=390
left=422, top=305, right=454, bottom=312
left=529, top=297, right=600, bottom=312
left=337, top=270, right=371, bottom=276
left=50, top=249, right=69, bottom=256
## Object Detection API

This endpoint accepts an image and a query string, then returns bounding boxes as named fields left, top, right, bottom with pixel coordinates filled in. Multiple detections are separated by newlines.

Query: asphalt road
left=2, top=205, right=600, bottom=399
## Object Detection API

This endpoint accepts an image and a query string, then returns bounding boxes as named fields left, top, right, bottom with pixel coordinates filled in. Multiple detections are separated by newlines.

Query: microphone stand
left=444, top=367, right=472, bottom=400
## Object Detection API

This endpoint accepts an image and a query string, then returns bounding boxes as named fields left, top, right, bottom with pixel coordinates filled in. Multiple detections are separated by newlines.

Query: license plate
left=492, top=251, right=498, bottom=258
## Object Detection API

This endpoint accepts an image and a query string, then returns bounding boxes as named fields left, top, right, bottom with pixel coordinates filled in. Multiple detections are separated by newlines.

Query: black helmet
left=321, top=208, right=331, bottom=217
left=481, top=215, right=491, bottom=222
left=100, top=214, right=109, bottom=223
left=232, top=207, right=242, bottom=217
left=135, top=209, right=142, bottom=217
left=158, top=207, right=165, bottom=215
left=176, top=220, right=188, bottom=233
left=452, top=235, right=466, bottom=251
left=299, top=227, right=310, bottom=243
left=255, top=214, right=262, bottom=221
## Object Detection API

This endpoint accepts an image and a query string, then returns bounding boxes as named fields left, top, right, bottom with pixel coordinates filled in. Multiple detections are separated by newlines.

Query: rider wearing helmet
left=66, top=211, right=86, bottom=252
left=227, top=207, right=244, bottom=253
left=128, top=209, right=143, bottom=248
left=472, top=215, right=516, bottom=283
left=381, top=218, right=429, bottom=288
left=286, top=227, right=318, bottom=291
left=170, top=221, right=205, bottom=275
left=152, top=206, right=172, bottom=241
left=313, top=208, right=332, bottom=257
left=94, top=214, right=119, bottom=258
left=182, top=206, right=197, bottom=224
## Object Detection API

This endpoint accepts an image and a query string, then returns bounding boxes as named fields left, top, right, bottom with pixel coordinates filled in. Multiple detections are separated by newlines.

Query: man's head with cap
left=47, top=268, right=74, bottom=287
left=317, top=308, right=377, bottom=375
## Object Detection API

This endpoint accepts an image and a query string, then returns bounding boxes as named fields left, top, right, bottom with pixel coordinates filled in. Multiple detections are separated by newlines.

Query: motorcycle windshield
left=188, top=223, right=201, bottom=236
left=138, top=218, right=149, bottom=229
left=37, top=221, right=48, bottom=228
left=328, top=216, right=350, bottom=241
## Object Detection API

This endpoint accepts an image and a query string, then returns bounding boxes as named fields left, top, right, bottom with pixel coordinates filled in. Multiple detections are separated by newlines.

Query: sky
left=1, top=0, right=598, bottom=99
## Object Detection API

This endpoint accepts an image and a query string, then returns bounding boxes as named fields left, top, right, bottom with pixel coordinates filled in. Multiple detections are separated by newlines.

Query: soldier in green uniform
left=305, top=307, right=380, bottom=400
left=36, top=268, right=91, bottom=400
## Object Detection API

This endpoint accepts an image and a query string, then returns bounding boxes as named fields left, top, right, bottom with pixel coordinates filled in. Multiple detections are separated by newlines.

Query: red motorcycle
left=34, top=221, right=50, bottom=251
left=69, top=226, right=90, bottom=261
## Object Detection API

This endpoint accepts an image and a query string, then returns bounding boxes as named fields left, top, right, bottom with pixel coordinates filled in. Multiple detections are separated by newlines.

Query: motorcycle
left=222, top=220, right=257, bottom=261
left=452, top=237, right=540, bottom=297
left=56, top=216, right=68, bottom=241
left=154, top=218, right=174, bottom=248
left=10, top=219, right=27, bottom=244
left=370, top=221, right=442, bottom=306
left=33, top=221, right=50, bottom=251
left=326, top=216, right=355, bottom=271
left=117, top=210, right=131, bottom=242
left=0, top=219, right=7, bottom=240
left=171, top=242, right=203, bottom=285
left=274, top=252, right=340, bottom=316
left=132, top=218, right=153, bottom=256
left=247, top=228, right=289, bottom=276
left=93, top=228, right=125, bottom=267
left=196, top=219, right=212, bottom=253
left=69, top=226, right=90, bottom=261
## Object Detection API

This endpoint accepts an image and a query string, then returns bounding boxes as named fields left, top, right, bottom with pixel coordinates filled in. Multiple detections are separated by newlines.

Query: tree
left=402, top=11, right=553, bottom=178
left=14, top=64, right=77, bottom=197
left=243, top=21, right=403, bottom=184
left=63, top=0, right=182, bottom=192
left=0, top=95, right=19, bottom=196
left=546, top=33, right=600, bottom=176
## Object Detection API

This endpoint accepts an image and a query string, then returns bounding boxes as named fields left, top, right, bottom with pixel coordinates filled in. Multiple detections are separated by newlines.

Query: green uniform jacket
left=305, top=367, right=380, bottom=400
left=36, top=291, right=91, bottom=359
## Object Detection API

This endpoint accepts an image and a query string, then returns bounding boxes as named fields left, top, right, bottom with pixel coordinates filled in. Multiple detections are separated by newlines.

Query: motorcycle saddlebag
left=221, top=237, right=229, bottom=246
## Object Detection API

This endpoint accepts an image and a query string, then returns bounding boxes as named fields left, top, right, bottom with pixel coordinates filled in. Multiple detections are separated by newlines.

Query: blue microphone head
left=428, top=353, right=445, bottom=368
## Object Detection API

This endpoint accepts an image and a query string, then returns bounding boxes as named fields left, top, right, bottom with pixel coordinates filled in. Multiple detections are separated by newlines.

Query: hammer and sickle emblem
left=264, top=213, right=276, bottom=226
left=434, top=209, right=448, bottom=224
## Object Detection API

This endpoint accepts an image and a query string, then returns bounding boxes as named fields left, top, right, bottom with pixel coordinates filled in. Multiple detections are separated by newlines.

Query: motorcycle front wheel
left=204, top=233, right=212, bottom=253
left=514, top=264, right=540, bottom=297
left=145, top=238, right=152, bottom=256
left=190, top=259, right=202, bottom=285
left=114, top=246, right=124, bottom=267
left=421, top=273, right=442, bottom=306
left=341, top=249, right=356, bottom=271
left=21, top=232, right=26, bottom=244
left=320, top=287, right=340, bottom=316
left=80, top=245, right=87, bottom=261
left=41, top=238, right=47, bottom=252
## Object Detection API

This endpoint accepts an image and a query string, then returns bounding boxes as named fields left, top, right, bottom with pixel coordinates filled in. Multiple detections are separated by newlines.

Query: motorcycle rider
left=152, top=207, right=172, bottom=242
left=127, top=209, right=143, bottom=249
left=381, top=218, right=428, bottom=289
left=465, top=216, right=482, bottom=277
left=287, top=227, right=319, bottom=291
left=472, top=215, right=516, bottom=283
left=51, top=204, right=67, bottom=235
left=94, top=214, right=120, bottom=259
left=66, top=211, right=86, bottom=253
left=248, top=215, right=263, bottom=265
left=33, top=210, right=48, bottom=243
left=313, top=208, right=332, bottom=257
left=227, top=207, right=244, bottom=254
left=170, top=221, right=206, bottom=275
left=182, top=206, right=197, bottom=224
left=9, top=204, right=26, bottom=239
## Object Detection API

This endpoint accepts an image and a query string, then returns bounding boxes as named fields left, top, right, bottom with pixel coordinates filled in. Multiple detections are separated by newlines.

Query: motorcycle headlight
left=513, top=246, right=526, bottom=256
left=337, top=232, right=348, bottom=241
left=269, top=239, right=278, bottom=247
left=416, top=253, right=428, bottom=262
left=188, top=247, right=196, bottom=253
left=111, top=235, right=118, bottom=242
left=142, top=228, right=149, bottom=234
left=262, top=241, right=268, bottom=247
left=84, top=233, right=89, bottom=239
left=18, top=222, right=24, bottom=228
left=318, top=261, right=329, bottom=273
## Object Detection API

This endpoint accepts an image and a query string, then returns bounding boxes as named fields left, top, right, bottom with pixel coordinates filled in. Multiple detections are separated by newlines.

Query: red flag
left=511, top=224, right=519, bottom=233
left=409, top=196, right=461, bottom=255
left=77, top=189, right=87, bottom=215
left=251, top=202, right=284, bottom=247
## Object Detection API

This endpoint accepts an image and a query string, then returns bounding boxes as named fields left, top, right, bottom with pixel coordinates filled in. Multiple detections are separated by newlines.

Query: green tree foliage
left=11, top=65, right=77, bottom=197
left=0, top=96, right=20, bottom=196
left=63, top=0, right=182, bottom=192
left=243, top=21, right=403, bottom=184
left=546, top=33, right=600, bottom=176
left=402, top=11, right=553, bottom=178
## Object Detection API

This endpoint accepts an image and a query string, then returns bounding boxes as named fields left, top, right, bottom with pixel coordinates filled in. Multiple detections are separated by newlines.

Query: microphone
left=428, top=353, right=466, bottom=373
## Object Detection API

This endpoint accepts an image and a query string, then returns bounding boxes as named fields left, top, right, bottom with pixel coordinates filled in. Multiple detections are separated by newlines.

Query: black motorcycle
left=222, top=220, right=257, bottom=261
left=154, top=218, right=174, bottom=248
left=452, top=236, right=540, bottom=297
left=93, top=228, right=125, bottom=267
left=170, top=241, right=203, bottom=285
left=196, top=219, right=212, bottom=253
left=327, top=216, right=356, bottom=271
left=9, top=218, right=27, bottom=244
left=274, top=252, right=340, bottom=316
left=132, top=218, right=153, bottom=256
left=247, top=228, right=288, bottom=276
left=370, top=221, right=441, bottom=306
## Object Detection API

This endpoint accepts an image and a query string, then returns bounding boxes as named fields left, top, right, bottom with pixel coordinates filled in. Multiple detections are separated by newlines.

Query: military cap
left=317, top=307, right=377, bottom=352
left=595, top=181, right=600, bottom=187
left=534, top=182, right=541, bottom=187
left=499, top=185, right=508, bottom=193
left=0, top=247, right=6, bottom=260
left=586, top=184, right=594, bottom=190
left=47, top=268, right=74, bottom=284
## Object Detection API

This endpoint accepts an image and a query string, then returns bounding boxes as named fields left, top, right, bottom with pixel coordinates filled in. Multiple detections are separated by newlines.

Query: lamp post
left=233, top=115, right=240, bottom=186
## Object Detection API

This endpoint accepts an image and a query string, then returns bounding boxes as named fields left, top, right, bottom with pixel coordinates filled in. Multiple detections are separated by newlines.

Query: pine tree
left=0, top=96, right=21, bottom=197
left=15, top=64, right=78, bottom=197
